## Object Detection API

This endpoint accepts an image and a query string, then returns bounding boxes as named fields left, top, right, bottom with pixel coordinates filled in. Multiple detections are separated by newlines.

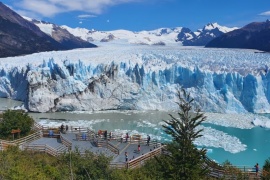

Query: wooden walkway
left=0, top=123, right=266, bottom=178
left=0, top=124, right=162, bottom=168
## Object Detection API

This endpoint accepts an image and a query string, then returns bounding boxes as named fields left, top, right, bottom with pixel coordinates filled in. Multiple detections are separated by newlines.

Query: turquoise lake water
left=203, top=123, right=270, bottom=167
left=0, top=98, right=269, bottom=167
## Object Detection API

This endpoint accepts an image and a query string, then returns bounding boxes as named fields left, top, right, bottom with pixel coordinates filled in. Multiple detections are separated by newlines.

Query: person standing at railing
left=125, top=152, right=128, bottom=162
left=138, top=144, right=141, bottom=153
left=125, top=133, right=129, bottom=143
left=104, top=130, right=107, bottom=140
left=82, top=133, right=86, bottom=140
left=109, top=131, right=112, bottom=140
left=255, top=163, right=259, bottom=176
left=60, top=124, right=64, bottom=133
left=49, top=129, right=53, bottom=138
left=147, top=135, right=151, bottom=146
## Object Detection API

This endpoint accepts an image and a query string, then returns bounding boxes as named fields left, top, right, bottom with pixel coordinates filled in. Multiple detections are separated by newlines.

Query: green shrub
left=262, top=158, right=270, bottom=179
left=0, top=110, right=34, bottom=139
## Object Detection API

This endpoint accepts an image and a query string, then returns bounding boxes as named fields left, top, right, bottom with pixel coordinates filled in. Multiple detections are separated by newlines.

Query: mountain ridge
left=206, top=20, right=270, bottom=51
left=57, top=22, right=237, bottom=46
left=0, top=2, right=97, bottom=58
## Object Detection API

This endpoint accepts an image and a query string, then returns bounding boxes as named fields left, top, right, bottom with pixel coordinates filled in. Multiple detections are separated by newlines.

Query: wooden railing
left=0, top=141, right=12, bottom=150
left=203, top=156, right=263, bottom=179
left=60, top=133, right=72, bottom=150
left=107, top=141, right=119, bottom=155
left=127, top=146, right=163, bottom=169
left=110, top=162, right=126, bottom=169
left=129, top=138, right=161, bottom=147
left=23, top=144, right=60, bottom=156
left=90, top=137, right=120, bottom=155
left=94, top=138, right=107, bottom=147
left=102, top=132, right=162, bottom=147
left=69, top=126, right=88, bottom=133
left=14, top=131, right=42, bottom=144
left=87, top=128, right=96, bottom=137
left=222, top=165, right=262, bottom=179
left=41, top=125, right=88, bottom=134
left=0, top=131, right=42, bottom=150
left=75, top=133, right=95, bottom=141
left=33, top=122, right=43, bottom=130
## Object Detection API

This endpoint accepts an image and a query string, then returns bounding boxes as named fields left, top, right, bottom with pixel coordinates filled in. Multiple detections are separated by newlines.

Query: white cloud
left=13, top=0, right=141, bottom=17
left=259, top=11, right=270, bottom=16
left=78, top=14, right=97, bottom=18
left=107, top=19, right=110, bottom=23
left=16, top=10, right=40, bottom=20
left=16, top=0, right=63, bottom=17
left=79, top=21, right=83, bottom=24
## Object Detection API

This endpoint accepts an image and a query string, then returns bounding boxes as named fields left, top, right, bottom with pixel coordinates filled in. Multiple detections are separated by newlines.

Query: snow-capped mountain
left=24, top=17, right=97, bottom=49
left=0, top=2, right=64, bottom=58
left=0, top=2, right=97, bottom=58
left=60, top=26, right=183, bottom=46
left=179, top=23, right=238, bottom=46
left=29, top=16, right=237, bottom=47
left=60, top=23, right=237, bottom=46
left=206, top=20, right=270, bottom=52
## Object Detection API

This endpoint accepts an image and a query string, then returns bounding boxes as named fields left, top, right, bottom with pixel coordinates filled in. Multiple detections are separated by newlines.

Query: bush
left=262, top=158, right=270, bottom=179
left=0, top=146, right=69, bottom=179
left=0, top=110, right=34, bottom=139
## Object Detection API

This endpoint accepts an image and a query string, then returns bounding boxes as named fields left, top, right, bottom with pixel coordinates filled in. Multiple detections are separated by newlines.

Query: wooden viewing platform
left=0, top=123, right=266, bottom=179
left=0, top=123, right=163, bottom=170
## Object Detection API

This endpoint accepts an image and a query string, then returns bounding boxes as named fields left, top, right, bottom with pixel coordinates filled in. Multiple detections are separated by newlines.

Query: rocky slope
left=29, top=19, right=97, bottom=49
left=205, top=20, right=270, bottom=51
left=0, top=2, right=96, bottom=58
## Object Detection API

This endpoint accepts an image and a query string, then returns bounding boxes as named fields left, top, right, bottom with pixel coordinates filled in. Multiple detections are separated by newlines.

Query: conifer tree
left=160, top=89, right=208, bottom=179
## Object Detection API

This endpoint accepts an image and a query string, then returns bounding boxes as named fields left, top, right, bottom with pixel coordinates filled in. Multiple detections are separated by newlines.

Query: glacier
left=0, top=44, right=270, bottom=113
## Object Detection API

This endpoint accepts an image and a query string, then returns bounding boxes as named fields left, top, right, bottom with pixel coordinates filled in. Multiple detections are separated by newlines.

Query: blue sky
left=2, top=0, right=270, bottom=31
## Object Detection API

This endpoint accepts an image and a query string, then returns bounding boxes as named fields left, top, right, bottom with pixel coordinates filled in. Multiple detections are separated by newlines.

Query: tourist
left=104, top=130, right=107, bottom=140
left=65, top=125, right=68, bottom=132
left=82, top=133, right=86, bottom=140
left=125, top=133, right=129, bottom=142
left=60, top=124, right=64, bottom=133
left=109, top=131, right=112, bottom=139
left=125, top=152, right=128, bottom=162
left=138, top=144, right=141, bottom=152
left=49, top=129, right=53, bottom=138
left=147, top=135, right=151, bottom=146
left=255, top=163, right=259, bottom=176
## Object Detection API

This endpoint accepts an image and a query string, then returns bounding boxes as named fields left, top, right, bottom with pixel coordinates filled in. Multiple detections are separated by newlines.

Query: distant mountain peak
left=206, top=20, right=270, bottom=52
left=178, top=22, right=238, bottom=46
left=204, top=22, right=219, bottom=29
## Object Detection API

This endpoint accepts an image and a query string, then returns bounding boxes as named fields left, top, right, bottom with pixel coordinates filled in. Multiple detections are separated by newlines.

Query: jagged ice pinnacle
left=0, top=45, right=269, bottom=113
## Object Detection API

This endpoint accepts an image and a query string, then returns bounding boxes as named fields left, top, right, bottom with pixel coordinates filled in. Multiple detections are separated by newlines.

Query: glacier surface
left=0, top=45, right=270, bottom=113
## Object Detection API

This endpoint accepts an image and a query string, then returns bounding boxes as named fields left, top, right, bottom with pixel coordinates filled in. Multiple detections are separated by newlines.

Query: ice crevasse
left=0, top=46, right=270, bottom=113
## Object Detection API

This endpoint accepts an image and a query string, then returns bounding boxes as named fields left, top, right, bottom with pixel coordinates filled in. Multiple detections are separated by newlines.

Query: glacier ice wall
left=0, top=46, right=270, bottom=113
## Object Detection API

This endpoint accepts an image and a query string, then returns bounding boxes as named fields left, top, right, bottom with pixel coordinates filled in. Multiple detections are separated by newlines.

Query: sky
left=1, top=0, right=270, bottom=31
